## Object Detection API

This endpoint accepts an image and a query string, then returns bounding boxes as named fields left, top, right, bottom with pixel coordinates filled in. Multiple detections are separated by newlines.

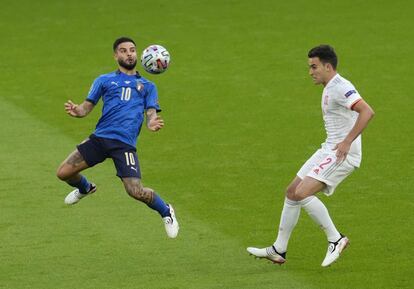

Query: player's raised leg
left=295, top=176, right=348, bottom=267
left=122, top=177, right=179, bottom=238
left=56, top=149, right=96, bottom=204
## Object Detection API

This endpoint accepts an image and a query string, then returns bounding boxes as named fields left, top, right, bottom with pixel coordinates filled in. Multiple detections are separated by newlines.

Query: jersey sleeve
left=335, top=82, right=362, bottom=110
left=86, top=77, right=104, bottom=105
left=144, top=83, right=162, bottom=112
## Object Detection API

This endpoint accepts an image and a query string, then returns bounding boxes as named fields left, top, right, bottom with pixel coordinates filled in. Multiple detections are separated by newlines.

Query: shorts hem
left=117, top=173, right=141, bottom=179
left=305, top=175, right=335, bottom=196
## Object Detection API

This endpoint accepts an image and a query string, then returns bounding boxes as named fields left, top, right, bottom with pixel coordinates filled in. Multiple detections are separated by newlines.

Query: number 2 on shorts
left=319, top=157, right=332, bottom=170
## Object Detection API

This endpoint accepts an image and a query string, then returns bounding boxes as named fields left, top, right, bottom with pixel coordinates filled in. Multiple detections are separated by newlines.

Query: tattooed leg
left=122, top=177, right=170, bottom=217
left=56, top=149, right=89, bottom=181
left=122, top=177, right=154, bottom=204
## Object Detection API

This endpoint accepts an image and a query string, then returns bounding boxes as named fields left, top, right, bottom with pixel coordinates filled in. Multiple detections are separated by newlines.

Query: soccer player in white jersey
left=247, top=45, right=375, bottom=267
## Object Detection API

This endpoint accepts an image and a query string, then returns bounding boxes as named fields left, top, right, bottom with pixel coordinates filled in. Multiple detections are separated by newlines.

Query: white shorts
left=297, top=149, right=356, bottom=196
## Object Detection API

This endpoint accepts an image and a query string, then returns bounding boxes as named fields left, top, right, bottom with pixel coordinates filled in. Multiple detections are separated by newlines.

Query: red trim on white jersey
left=350, top=98, right=362, bottom=110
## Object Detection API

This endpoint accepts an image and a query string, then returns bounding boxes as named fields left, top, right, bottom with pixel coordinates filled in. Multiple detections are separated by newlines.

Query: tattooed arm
left=64, top=100, right=95, bottom=118
left=146, top=108, right=164, bottom=131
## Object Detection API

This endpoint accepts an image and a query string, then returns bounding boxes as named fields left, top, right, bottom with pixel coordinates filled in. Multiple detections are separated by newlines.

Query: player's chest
left=321, top=92, right=339, bottom=115
left=104, top=80, right=146, bottom=104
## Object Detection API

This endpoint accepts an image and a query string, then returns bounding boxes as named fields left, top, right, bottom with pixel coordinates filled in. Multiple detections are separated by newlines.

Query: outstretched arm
left=64, top=100, right=95, bottom=118
left=334, top=99, right=375, bottom=162
left=146, top=108, right=164, bottom=132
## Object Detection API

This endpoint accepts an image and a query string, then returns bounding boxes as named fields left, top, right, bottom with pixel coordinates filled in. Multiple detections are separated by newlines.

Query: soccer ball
left=140, top=45, right=170, bottom=74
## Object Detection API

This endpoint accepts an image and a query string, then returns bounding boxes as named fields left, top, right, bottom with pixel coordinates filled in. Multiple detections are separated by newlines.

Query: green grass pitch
left=0, top=0, right=413, bottom=288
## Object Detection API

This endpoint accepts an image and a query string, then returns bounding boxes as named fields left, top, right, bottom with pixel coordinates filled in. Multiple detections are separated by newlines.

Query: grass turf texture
left=0, top=0, right=413, bottom=288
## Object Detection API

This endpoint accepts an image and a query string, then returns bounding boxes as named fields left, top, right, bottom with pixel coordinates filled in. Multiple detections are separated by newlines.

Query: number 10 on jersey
left=121, top=87, right=131, bottom=101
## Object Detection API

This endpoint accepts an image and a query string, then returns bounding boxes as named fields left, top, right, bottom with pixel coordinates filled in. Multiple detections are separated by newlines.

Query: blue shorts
left=77, top=134, right=141, bottom=178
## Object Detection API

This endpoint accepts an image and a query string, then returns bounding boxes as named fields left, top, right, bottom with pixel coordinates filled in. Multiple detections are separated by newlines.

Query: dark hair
left=113, top=37, right=136, bottom=51
left=308, top=45, right=338, bottom=69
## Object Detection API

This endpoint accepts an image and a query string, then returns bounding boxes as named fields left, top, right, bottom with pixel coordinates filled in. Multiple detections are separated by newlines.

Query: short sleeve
left=335, top=82, right=362, bottom=109
left=86, top=77, right=104, bottom=105
left=144, top=83, right=161, bottom=112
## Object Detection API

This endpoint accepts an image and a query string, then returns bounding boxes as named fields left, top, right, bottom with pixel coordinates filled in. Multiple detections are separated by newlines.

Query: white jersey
left=320, top=74, right=363, bottom=167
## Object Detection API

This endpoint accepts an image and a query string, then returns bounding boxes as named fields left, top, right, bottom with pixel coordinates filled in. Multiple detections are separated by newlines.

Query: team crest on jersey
left=345, top=90, right=356, bottom=98
left=136, top=81, right=144, bottom=91
left=324, top=95, right=329, bottom=105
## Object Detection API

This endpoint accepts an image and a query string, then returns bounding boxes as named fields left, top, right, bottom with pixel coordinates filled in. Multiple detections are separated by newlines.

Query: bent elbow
left=370, top=108, right=375, bottom=119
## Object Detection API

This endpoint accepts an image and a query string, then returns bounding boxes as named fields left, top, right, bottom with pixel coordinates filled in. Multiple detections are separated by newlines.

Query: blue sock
left=147, top=193, right=170, bottom=218
left=67, top=175, right=91, bottom=194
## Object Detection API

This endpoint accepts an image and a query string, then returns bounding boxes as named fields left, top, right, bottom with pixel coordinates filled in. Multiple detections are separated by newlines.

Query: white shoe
left=321, top=234, right=349, bottom=267
left=64, top=183, right=97, bottom=205
left=162, top=204, right=179, bottom=238
left=247, top=245, right=286, bottom=264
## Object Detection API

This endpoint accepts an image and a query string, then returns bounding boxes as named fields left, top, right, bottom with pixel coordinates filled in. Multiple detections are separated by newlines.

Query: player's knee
left=285, top=185, right=297, bottom=200
left=292, top=187, right=307, bottom=201
left=56, top=165, right=69, bottom=181
left=126, top=184, right=145, bottom=201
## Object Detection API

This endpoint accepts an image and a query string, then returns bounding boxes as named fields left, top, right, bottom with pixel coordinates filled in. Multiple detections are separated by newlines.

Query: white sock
left=273, top=198, right=301, bottom=253
left=300, top=196, right=341, bottom=242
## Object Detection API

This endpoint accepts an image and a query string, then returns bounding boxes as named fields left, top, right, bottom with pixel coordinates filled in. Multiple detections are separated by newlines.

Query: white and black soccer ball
left=140, top=45, right=170, bottom=74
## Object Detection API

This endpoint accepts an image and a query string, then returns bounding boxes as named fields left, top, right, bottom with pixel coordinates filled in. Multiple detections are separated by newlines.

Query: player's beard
left=118, top=58, right=137, bottom=70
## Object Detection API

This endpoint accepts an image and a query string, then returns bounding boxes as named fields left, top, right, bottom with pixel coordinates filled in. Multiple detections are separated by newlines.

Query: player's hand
left=333, top=140, right=351, bottom=163
left=64, top=100, right=80, bottom=117
left=147, top=115, right=164, bottom=131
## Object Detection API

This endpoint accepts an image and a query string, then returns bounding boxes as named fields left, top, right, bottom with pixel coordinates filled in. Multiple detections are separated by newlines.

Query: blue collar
left=115, top=69, right=141, bottom=78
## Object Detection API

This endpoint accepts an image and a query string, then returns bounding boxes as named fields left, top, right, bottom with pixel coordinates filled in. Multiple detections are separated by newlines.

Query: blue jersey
left=86, top=70, right=161, bottom=147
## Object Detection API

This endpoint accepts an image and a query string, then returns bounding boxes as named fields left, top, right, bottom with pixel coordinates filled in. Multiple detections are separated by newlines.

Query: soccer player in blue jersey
left=56, top=37, right=179, bottom=238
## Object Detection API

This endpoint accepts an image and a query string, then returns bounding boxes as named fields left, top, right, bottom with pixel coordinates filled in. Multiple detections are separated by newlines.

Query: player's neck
left=322, top=72, right=338, bottom=86
left=118, top=66, right=136, bottom=75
